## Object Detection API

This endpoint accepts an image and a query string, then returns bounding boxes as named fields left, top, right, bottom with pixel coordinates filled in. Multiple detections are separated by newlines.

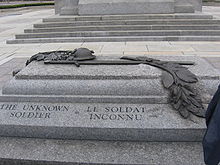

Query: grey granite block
left=0, top=55, right=218, bottom=142
left=7, top=36, right=220, bottom=44
left=0, top=137, right=205, bottom=165
left=0, top=102, right=206, bottom=141
left=24, top=25, right=220, bottom=33
left=60, top=7, right=78, bottom=15
left=60, top=0, right=79, bottom=15
left=55, top=0, right=79, bottom=15
left=175, top=0, right=202, bottom=12
left=15, top=56, right=220, bottom=80
left=32, top=19, right=220, bottom=28
left=42, top=13, right=213, bottom=22
left=2, top=56, right=218, bottom=97
left=78, top=0, right=175, bottom=15
left=55, top=0, right=202, bottom=15
left=174, top=5, right=195, bottom=13
left=2, top=78, right=168, bottom=96
left=55, top=0, right=64, bottom=15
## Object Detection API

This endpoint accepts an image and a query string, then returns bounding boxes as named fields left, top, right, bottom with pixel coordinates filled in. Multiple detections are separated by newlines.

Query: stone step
left=42, top=14, right=213, bottom=22
left=24, top=25, right=220, bottom=33
left=33, top=19, right=220, bottom=28
left=7, top=36, right=220, bottom=44
left=15, top=30, right=220, bottom=39
left=0, top=137, right=205, bottom=165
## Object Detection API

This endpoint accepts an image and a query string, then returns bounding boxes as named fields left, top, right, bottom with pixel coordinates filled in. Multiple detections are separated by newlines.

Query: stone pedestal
left=55, top=0, right=79, bottom=15
left=0, top=55, right=219, bottom=164
left=78, top=0, right=175, bottom=15
left=61, top=0, right=79, bottom=15
left=55, top=0, right=202, bottom=15
left=0, top=55, right=219, bottom=141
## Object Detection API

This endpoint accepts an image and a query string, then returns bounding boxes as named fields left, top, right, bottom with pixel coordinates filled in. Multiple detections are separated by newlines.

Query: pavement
left=0, top=1, right=53, bottom=6
left=0, top=5, right=220, bottom=89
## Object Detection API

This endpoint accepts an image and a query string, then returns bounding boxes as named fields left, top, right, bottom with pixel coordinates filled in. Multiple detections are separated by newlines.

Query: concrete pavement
left=0, top=6, right=220, bottom=89
left=0, top=1, right=53, bottom=5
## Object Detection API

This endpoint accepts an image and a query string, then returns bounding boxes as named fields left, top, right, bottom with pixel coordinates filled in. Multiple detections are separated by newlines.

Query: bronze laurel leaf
left=175, top=69, right=198, bottom=83
left=161, top=71, right=174, bottom=89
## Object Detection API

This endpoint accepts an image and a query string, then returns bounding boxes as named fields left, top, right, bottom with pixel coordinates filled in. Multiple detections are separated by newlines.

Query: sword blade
left=44, top=60, right=195, bottom=65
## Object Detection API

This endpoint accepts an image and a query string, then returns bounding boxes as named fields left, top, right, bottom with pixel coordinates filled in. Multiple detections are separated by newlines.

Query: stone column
left=60, top=0, right=79, bottom=15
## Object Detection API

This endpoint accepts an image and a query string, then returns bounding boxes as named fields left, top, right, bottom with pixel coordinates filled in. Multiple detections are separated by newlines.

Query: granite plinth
left=175, top=0, right=202, bottom=11
left=78, top=0, right=175, bottom=15
left=0, top=55, right=219, bottom=141
left=0, top=137, right=205, bottom=165
left=55, top=0, right=202, bottom=15
left=0, top=102, right=205, bottom=141
left=2, top=56, right=219, bottom=97
left=60, top=0, right=79, bottom=15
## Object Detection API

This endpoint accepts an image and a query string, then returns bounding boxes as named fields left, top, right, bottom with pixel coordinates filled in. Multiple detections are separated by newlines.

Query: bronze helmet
left=72, top=48, right=96, bottom=61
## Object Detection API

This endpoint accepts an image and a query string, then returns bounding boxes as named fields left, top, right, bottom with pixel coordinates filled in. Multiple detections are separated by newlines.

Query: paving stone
left=56, top=43, right=83, bottom=49
left=102, top=45, right=126, bottom=52
left=0, top=74, right=13, bottom=82
left=0, top=81, right=7, bottom=90
left=0, top=61, right=20, bottom=69
left=0, top=67, right=13, bottom=77
left=126, top=41, right=171, bottom=45
left=183, top=51, right=220, bottom=57
left=8, top=58, right=28, bottom=64
left=169, top=41, right=220, bottom=45
left=123, top=46, right=148, bottom=52
left=85, top=42, right=126, bottom=47
left=124, top=51, right=184, bottom=56
left=0, top=47, right=20, bottom=54
left=148, top=45, right=195, bottom=51
left=203, top=57, right=220, bottom=71
left=98, top=51, right=124, bottom=55
left=192, top=44, right=220, bottom=51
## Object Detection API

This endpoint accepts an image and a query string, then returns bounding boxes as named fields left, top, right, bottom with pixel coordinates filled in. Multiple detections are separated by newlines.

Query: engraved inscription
left=10, top=111, right=51, bottom=119
left=0, top=103, right=69, bottom=119
left=0, top=104, right=17, bottom=111
left=0, top=103, right=148, bottom=122
left=87, top=106, right=146, bottom=121
left=22, top=104, right=69, bottom=112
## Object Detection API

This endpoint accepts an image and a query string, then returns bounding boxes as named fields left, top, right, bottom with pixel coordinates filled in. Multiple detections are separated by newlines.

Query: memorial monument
left=2, top=0, right=220, bottom=164
left=0, top=47, right=219, bottom=164
left=55, top=0, right=202, bottom=15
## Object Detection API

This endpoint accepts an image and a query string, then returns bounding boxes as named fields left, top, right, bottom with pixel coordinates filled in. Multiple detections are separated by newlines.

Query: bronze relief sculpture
left=25, top=48, right=205, bottom=119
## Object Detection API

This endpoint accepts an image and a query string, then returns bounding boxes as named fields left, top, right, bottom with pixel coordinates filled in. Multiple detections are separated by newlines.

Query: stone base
left=0, top=55, right=217, bottom=164
left=78, top=0, right=175, bottom=15
left=0, top=137, right=205, bottom=165
left=174, top=5, right=195, bottom=13
left=60, top=7, right=78, bottom=15
left=55, top=0, right=202, bottom=15
left=0, top=56, right=219, bottom=142
left=0, top=100, right=206, bottom=141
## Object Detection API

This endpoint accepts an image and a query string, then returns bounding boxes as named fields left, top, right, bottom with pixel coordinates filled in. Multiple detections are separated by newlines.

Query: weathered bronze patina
left=26, top=48, right=95, bottom=67
left=26, top=48, right=205, bottom=119
left=121, top=56, right=205, bottom=119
